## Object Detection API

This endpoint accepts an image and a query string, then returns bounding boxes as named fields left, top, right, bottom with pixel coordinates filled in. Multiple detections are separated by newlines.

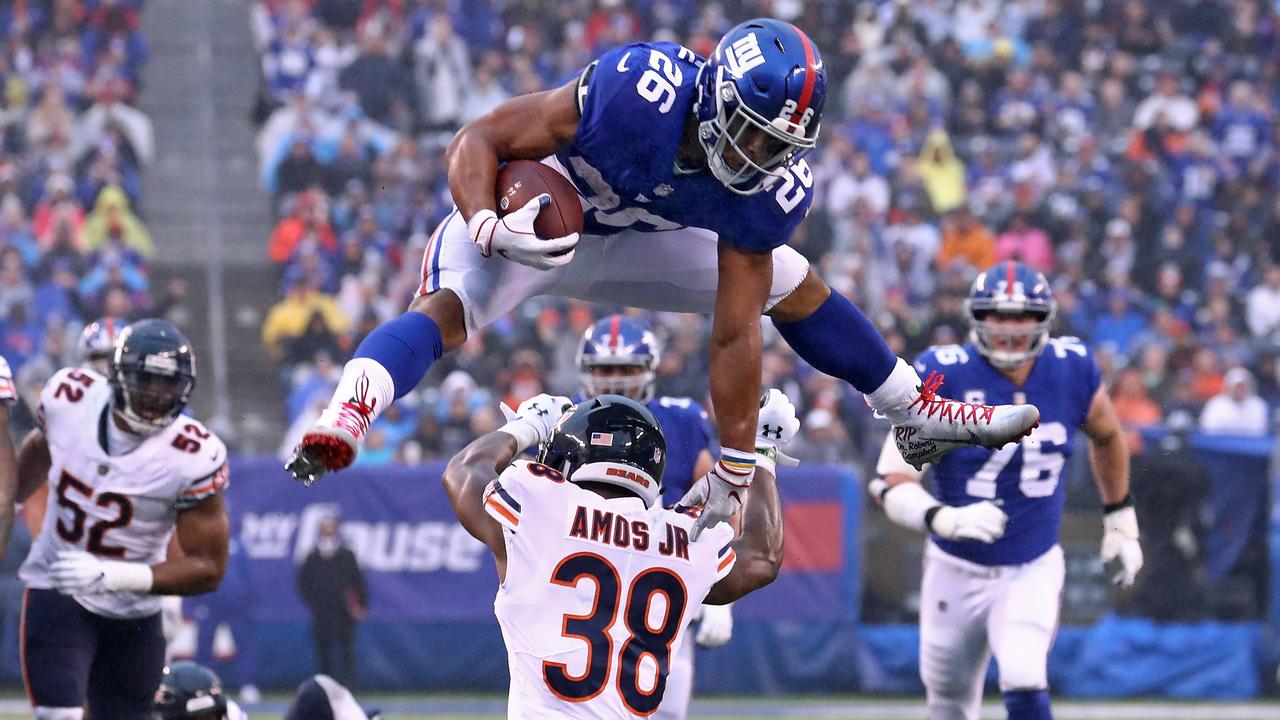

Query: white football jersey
left=20, top=367, right=229, bottom=619
left=484, top=460, right=736, bottom=719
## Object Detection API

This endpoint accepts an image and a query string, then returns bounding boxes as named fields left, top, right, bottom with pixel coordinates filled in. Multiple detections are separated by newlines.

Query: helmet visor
left=580, top=364, right=652, bottom=402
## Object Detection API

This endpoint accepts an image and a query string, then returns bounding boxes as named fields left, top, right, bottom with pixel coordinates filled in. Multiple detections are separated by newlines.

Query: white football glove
left=498, top=393, right=574, bottom=452
left=1101, top=505, right=1143, bottom=587
left=0, top=355, right=14, bottom=404
left=678, top=458, right=750, bottom=541
left=50, top=550, right=153, bottom=595
left=929, top=501, right=1008, bottom=543
left=469, top=195, right=579, bottom=270
left=695, top=603, right=734, bottom=648
left=755, top=388, right=800, bottom=470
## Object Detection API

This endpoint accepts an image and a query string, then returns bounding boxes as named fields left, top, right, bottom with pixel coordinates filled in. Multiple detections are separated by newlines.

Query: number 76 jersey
left=916, top=339, right=1101, bottom=566
left=484, top=460, right=735, bottom=719
left=20, top=367, right=228, bottom=619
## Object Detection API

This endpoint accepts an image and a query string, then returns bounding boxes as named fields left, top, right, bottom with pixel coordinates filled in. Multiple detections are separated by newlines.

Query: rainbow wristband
left=716, top=448, right=756, bottom=488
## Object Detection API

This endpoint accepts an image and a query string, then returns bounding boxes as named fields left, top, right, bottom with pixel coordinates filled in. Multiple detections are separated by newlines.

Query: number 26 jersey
left=484, top=460, right=735, bottom=718
left=20, top=367, right=229, bottom=619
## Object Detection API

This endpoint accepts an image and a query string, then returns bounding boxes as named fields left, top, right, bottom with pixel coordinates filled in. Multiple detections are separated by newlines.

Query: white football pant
left=655, top=630, right=696, bottom=720
left=919, top=542, right=1064, bottom=720
left=415, top=156, right=811, bottom=336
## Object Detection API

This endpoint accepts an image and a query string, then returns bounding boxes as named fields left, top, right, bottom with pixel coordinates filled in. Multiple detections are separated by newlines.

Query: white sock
left=322, top=357, right=395, bottom=427
left=863, top=358, right=923, bottom=424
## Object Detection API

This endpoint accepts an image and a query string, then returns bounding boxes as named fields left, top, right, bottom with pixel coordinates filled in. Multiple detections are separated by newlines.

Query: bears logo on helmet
left=538, top=395, right=667, bottom=508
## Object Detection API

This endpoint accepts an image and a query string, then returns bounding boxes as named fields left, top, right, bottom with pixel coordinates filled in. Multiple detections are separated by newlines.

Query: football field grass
left=1, top=695, right=1278, bottom=719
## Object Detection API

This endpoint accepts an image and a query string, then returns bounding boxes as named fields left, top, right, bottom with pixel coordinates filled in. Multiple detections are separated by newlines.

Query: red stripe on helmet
left=1005, top=260, right=1017, bottom=298
left=608, top=314, right=621, bottom=349
left=789, top=24, right=817, bottom=124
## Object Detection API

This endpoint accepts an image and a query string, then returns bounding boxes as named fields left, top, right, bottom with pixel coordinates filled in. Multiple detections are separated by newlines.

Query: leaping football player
left=441, top=388, right=798, bottom=717
left=287, top=18, right=1039, bottom=538
left=872, top=262, right=1143, bottom=720
left=11, top=320, right=231, bottom=720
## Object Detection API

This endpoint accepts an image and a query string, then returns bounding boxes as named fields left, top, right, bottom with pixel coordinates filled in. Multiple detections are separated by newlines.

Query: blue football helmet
left=577, top=314, right=660, bottom=402
left=78, top=316, right=124, bottom=375
left=965, top=261, right=1057, bottom=370
left=696, top=18, right=826, bottom=194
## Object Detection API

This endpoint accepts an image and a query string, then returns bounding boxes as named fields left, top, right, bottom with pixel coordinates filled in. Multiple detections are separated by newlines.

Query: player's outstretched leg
left=770, top=274, right=1038, bottom=469
left=285, top=302, right=449, bottom=483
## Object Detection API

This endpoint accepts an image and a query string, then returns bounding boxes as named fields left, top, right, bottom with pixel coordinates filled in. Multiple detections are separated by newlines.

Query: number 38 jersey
left=554, top=42, right=814, bottom=253
left=484, top=460, right=735, bottom=719
left=20, top=367, right=229, bottom=619
left=915, top=339, right=1101, bottom=567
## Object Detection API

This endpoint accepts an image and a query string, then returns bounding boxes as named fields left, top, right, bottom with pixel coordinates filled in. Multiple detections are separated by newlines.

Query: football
left=495, top=160, right=585, bottom=239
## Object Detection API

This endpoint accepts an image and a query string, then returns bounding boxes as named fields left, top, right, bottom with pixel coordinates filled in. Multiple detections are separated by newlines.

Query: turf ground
left=2, top=695, right=1278, bottom=719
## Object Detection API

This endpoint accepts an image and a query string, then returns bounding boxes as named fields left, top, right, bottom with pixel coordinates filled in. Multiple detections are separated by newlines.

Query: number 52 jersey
left=20, top=367, right=228, bottom=619
left=484, top=460, right=735, bottom=719
left=915, top=338, right=1100, bottom=567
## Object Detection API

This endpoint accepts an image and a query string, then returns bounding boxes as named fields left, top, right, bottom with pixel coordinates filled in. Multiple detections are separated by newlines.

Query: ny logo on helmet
left=724, top=32, right=764, bottom=78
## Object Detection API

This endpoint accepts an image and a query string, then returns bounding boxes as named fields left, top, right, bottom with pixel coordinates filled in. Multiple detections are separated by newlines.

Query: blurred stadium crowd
left=0, top=0, right=1273, bottom=476
left=0, top=0, right=173, bottom=434
left=251, top=0, right=1280, bottom=472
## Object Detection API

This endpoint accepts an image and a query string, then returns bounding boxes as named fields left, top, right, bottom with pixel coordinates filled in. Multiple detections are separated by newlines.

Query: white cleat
left=892, top=370, right=1040, bottom=470
left=285, top=374, right=379, bottom=485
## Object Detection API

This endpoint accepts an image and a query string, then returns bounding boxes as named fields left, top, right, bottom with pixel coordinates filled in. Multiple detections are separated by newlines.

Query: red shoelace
left=906, top=371, right=995, bottom=426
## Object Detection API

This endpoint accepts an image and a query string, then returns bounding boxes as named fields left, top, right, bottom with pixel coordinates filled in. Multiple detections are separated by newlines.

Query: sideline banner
left=226, top=458, right=861, bottom=687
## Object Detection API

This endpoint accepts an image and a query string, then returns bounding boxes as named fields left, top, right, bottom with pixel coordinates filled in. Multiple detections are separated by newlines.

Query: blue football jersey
left=916, top=338, right=1102, bottom=566
left=647, top=395, right=715, bottom=507
left=554, top=42, right=814, bottom=253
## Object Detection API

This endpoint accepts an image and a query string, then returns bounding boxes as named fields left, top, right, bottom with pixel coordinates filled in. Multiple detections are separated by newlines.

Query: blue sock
left=774, top=290, right=897, bottom=394
left=1003, top=689, right=1052, bottom=720
left=353, top=312, right=445, bottom=399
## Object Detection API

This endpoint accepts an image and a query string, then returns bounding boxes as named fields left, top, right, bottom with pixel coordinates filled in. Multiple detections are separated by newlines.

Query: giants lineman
left=872, top=263, right=1143, bottom=720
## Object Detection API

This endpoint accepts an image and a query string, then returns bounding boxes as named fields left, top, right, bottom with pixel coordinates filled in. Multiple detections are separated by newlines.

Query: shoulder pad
left=40, top=366, right=109, bottom=429
left=915, top=344, right=975, bottom=374
left=164, top=416, right=228, bottom=483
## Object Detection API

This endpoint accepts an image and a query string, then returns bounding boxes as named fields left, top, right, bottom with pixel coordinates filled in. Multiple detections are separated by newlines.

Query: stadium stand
left=248, top=0, right=1279, bottom=470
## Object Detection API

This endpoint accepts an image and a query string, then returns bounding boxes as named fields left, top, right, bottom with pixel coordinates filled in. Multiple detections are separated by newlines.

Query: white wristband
left=754, top=447, right=777, bottom=476
left=468, top=209, right=499, bottom=257
left=498, top=419, right=541, bottom=453
left=103, top=561, right=154, bottom=593
left=881, top=482, right=942, bottom=534
left=1103, top=505, right=1139, bottom=539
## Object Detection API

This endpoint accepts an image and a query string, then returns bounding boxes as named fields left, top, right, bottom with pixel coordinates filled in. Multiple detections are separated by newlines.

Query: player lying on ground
left=441, top=389, right=798, bottom=717
left=575, top=313, right=735, bottom=720
left=288, top=18, right=1039, bottom=539
left=153, top=660, right=380, bottom=720
left=871, top=262, right=1143, bottom=720
left=10, top=320, right=230, bottom=720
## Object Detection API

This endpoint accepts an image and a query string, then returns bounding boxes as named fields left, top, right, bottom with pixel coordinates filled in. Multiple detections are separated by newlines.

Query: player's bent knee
left=766, top=267, right=828, bottom=322
left=35, top=707, right=84, bottom=720
left=408, top=290, right=468, bottom=349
